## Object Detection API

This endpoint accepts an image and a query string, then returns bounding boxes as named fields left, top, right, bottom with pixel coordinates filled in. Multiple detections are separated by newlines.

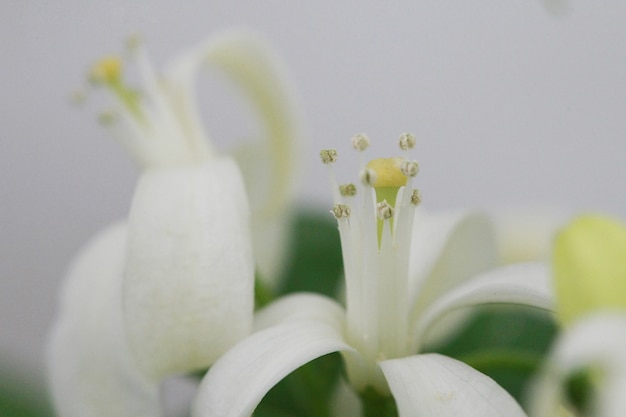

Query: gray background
left=2, top=0, right=625, bottom=383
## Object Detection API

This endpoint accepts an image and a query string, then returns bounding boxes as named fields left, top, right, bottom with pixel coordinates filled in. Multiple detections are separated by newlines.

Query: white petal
left=47, top=223, right=160, bottom=417
left=409, top=211, right=498, bottom=340
left=166, top=29, right=303, bottom=284
left=490, top=206, right=568, bottom=264
left=414, top=262, right=553, bottom=347
left=192, top=320, right=353, bottom=417
left=253, top=292, right=346, bottom=331
left=380, top=354, right=527, bottom=417
left=124, top=157, right=254, bottom=379
left=529, top=313, right=626, bottom=417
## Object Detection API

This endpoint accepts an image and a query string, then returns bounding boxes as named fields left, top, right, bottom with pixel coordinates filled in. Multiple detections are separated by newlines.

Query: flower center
left=90, top=56, right=144, bottom=123
left=320, top=133, right=422, bottom=393
left=363, top=157, right=419, bottom=245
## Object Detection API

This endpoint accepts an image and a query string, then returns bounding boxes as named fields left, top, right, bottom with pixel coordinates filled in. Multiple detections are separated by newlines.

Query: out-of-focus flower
left=530, top=215, right=626, bottom=417
left=48, top=30, right=301, bottom=417
left=193, top=135, right=554, bottom=417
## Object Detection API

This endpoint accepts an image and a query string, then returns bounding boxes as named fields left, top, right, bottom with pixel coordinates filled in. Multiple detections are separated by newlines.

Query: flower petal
left=47, top=223, right=160, bottom=417
left=414, top=262, right=553, bottom=347
left=380, top=353, right=527, bottom=417
left=490, top=206, right=567, bottom=264
left=253, top=292, right=346, bottom=331
left=409, top=211, right=498, bottom=340
left=192, top=320, right=353, bottom=417
left=553, top=214, right=626, bottom=326
left=529, top=313, right=626, bottom=417
left=124, top=157, right=254, bottom=379
left=166, top=29, right=303, bottom=283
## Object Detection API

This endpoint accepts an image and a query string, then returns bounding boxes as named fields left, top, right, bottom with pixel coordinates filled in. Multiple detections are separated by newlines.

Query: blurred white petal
left=166, top=29, right=304, bottom=284
left=253, top=292, right=345, bottom=331
left=124, top=157, right=254, bottom=379
left=192, top=320, right=353, bottom=417
left=530, top=313, right=626, bottom=417
left=409, top=210, right=498, bottom=343
left=380, top=354, right=527, bottom=417
left=415, top=262, right=553, bottom=347
left=48, top=223, right=160, bottom=417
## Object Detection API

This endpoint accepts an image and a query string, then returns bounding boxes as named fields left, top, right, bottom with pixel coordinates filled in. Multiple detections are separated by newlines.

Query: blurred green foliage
left=0, top=360, right=53, bottom=417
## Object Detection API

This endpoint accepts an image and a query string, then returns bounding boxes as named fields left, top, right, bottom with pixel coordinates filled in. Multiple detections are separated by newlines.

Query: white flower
left=192, top=135, right=555, bottom=417
left=48, top=30, right=301, bottom=417
left=529, top=215, right=626, bottom=417
left=530, top=313, right=626, bottom=417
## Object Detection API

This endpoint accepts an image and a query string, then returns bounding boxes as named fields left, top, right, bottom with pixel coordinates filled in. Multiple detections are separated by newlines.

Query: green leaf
left=255, top=353, right=343, bottom=417
left=0, top=360, right=54, bottom=417
left=430, top=306, right=557, bottom=402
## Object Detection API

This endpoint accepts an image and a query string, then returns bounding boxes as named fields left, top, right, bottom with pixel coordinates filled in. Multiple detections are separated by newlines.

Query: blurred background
left=1, top=0, right=625, bottom=411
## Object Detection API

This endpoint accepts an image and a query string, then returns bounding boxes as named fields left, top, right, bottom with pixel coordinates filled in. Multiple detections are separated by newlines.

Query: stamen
left=69, top=90, right=87, bottom=106
left=332, top=204, right=351, bottom=219
left=410, top=189, right=422, bottom=206
left=89, top=56, right=144, bottom=122
left=352, top=134, right=370, bottom=152
left=98, top=111, right=117, bottom=126
left=339, top=183, right=357, bottom=197
left=400, top=160, right=419, bottom=178
left=320, top=149, right=338, bottom=164
left=360, top=168, right=377, bottom=187
left=398, top=133, right=416, bottom=151
left=89, top=56, right=123, bottom=85
left=376, top=201, right=394, bottom=220
left=125, top=34, right=142, bottom=54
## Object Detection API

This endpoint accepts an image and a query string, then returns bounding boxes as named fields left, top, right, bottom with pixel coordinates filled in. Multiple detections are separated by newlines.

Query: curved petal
left=409, top=211, right=498, bottom=341
left=253, top=292, right=346, bottom=331
left=529, top=313, right=626, bottom=417
left=380, top=354, right=527, bottom=417
left=414, top=262, right=553, bottom=348
left=490, top=206, right=567, bottom=264
left=124, top=157, right=254, bottom=379
left=47, top=223, right=160, bottom=417
left=192, top=320, right=354, bottom=417
left=165, top=29, right=303, bottom=283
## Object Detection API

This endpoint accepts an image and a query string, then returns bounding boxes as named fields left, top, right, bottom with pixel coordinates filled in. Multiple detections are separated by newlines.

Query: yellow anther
left=352, top=134, right=370, bottom=152
left=411, top=189, right=422, bottom=206
left=400, top=160, right=419, bottom=178
left=90, top=56, right=123, bottom=84
left=365, top=158, right=407, bottom=188
left=376, top=201, right=394, bottom=220
left=339, top=183, right=357, bottom=197
left=332, top=204, right=351, bottom=219
left=320, top=149, right=338, bottom=164
left=399, top=133, right=416, bottom=151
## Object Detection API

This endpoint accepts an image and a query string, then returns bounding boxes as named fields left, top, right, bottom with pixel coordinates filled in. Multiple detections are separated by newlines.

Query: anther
left=352, top=134, right=370, bottom=152
left=125, top=34, right=142, bottom=53
left=400, top=160, right=419, bottom=178
left=399, top=133, right=416, bottom=151
left=89, top=56, right=123, bottom=85
left=98, top=111, right=116, bottom=126
left=320, top=149, right=338, bottom=164
left=411, top=189, right=422, bottom=206
left=339, top=183, right=357, bottom=197
left=69, top=90, right=87, bottom=106
left=376, top=201, right=394, bottom=220
left=332, top=204, right=351, bottom=219
left=360, top=168, right=377, bottom=187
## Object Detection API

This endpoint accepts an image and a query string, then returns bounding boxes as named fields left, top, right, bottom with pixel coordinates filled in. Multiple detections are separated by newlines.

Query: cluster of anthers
left=321, top=133, right=421, bottom=246
left=319, top=133, right=422, bottom=392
